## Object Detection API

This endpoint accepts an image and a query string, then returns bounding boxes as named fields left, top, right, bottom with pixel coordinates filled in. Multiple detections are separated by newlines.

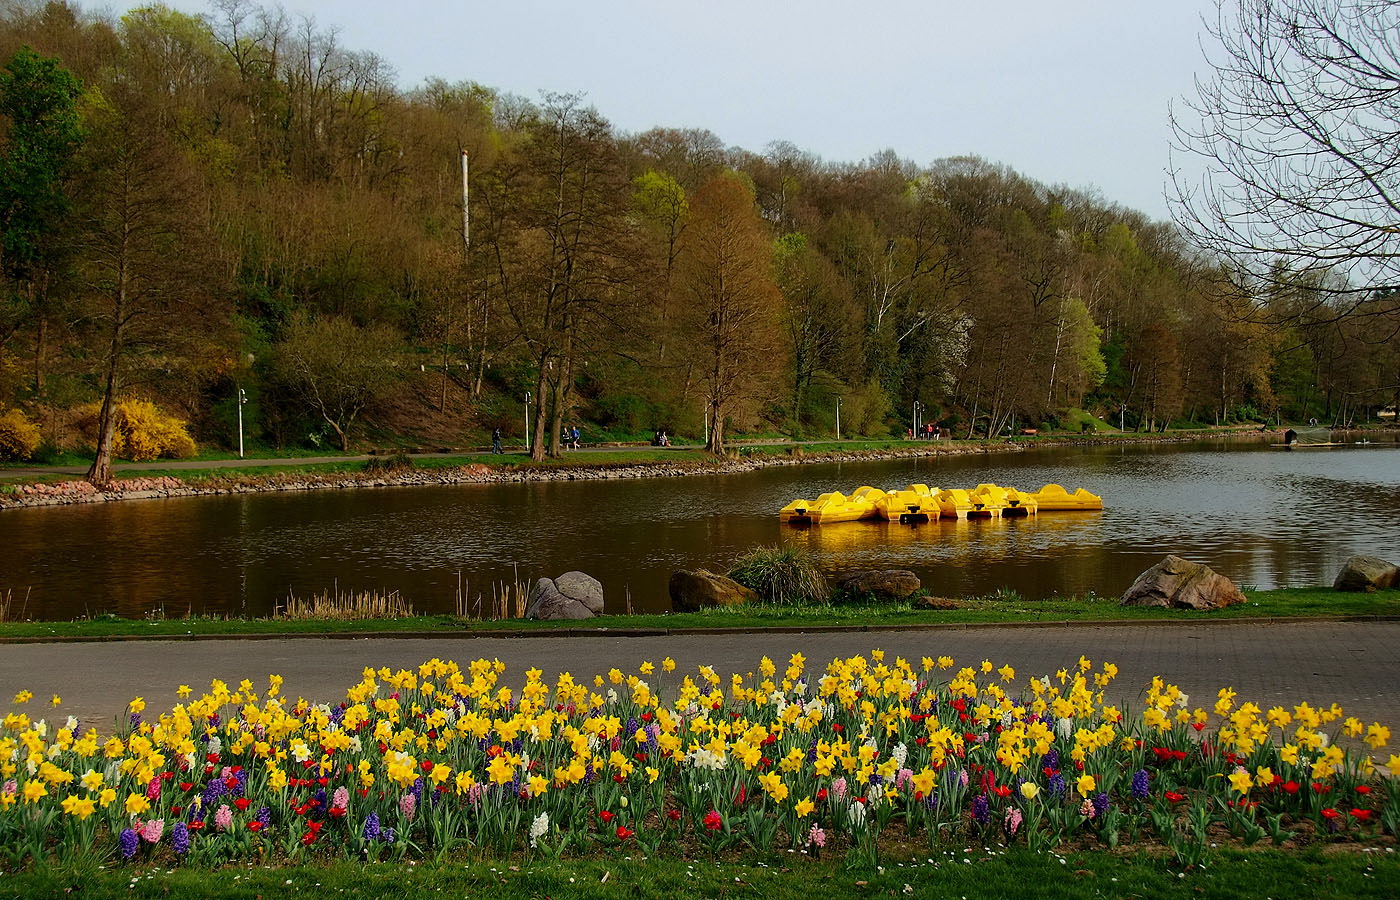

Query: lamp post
left=835, top=395, right=842, bottom=440
left=236, top=385, right=247, bottom=459
left=913, top=400, right=922, bottom=438
left=524, top=391, right=532, bottom=453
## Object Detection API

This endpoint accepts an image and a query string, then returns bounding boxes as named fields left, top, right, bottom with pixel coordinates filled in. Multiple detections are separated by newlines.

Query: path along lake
left=3, top=438, right=1398, bottom=620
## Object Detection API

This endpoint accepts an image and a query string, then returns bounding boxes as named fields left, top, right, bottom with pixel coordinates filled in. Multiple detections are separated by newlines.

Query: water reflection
left=2, top=440, right=1398, bottom=619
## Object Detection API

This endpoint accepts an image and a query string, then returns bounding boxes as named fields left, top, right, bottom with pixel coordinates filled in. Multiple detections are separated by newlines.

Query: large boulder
left=1333, top=555, right=1400, bottom=592
left=839, top=569, right=922, bottom=601
left=1119, top=555, right=1246, bottom=610
left=669, top=570, right=757, bottom=613
left=525, top=577, right=596, bottom=620
left=554, top=570, right=604, bottom=614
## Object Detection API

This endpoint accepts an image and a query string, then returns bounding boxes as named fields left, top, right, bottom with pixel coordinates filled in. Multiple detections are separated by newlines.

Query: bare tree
left=1170, top=0, right=1400, bottom=314
left=677, top=174, right=784, bottom=454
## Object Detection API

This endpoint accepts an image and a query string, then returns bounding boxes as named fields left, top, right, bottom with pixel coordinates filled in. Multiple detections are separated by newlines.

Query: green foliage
left=727, top=545, right=830, bottom=606
left=0, top=45, right=83, bottom=277
left=0, top=406, right=40, bottom=460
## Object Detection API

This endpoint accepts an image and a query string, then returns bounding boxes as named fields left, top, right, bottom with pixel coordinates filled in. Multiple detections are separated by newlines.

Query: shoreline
left=0, top=431, right=1233, bottom=510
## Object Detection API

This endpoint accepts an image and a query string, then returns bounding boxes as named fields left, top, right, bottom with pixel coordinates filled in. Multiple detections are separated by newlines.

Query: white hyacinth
left=891, top=742, right=908, bottom=768
left=848, top=800, right=867, bottom=828
left=529, top=811, right=549, bottom=848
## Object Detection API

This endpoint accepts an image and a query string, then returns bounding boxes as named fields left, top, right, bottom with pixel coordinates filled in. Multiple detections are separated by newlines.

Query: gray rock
left=669, top=570, right=757, bottom=613
left=839, top=570, right=922, bottom=601
left=1119, top=555, right=1246, bottom=610
left=555, top=570, right=604, bottom=614
left=1333, top=555, right=1400, bottom=592
left=525, top=577, right=595, bottom=620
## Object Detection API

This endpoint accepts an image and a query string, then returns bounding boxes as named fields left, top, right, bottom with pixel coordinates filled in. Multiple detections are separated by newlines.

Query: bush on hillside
left=0, top=407, right=41, bottom=461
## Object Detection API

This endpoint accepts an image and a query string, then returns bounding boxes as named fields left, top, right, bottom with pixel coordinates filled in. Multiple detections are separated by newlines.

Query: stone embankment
left=0, top=433, right=1211, bottom=510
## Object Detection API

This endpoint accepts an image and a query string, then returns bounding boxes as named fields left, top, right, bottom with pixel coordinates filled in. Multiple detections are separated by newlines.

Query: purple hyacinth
left=256, top=806, right=272, bottom=828
left=1048, top=772, right=1067, bottom=800
left=1131, top=769, right=1150, bottom=800
left=330, top=704, right=346, bottom=727
left=923, top=791, right=938, bottom=811
left=234, top=769, right=249, bottom=795
left=119, top=828, right=140, bottom=860
left=1041, top=749, right=1059, bottom=771
left=410, top=777, right=423, bottom=803
left=201, top=777, right=226, bottom=808
left=971, top=793, right=991, bottom=825
left=380, top=826, right=395, bottom=844
left=362, top=812, right=381, bottom=842
left=172, top=822, right=190, bottom=856
left=807, top=738, right=819, bottom=762
left=1093, top=792, right=1110, bottom=817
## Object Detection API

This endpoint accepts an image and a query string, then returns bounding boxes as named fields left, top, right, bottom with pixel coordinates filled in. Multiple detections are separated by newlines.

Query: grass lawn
left=3, top=848, right=1397, bottom=900
left=1, top=587, right=1395, bottom=641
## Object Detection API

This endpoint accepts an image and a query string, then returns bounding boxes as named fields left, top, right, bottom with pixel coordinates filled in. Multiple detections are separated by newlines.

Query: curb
left=3, top=614, right=1398, bottom=646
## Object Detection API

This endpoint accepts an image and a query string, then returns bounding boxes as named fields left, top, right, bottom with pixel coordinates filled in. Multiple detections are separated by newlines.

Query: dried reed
left=277, top=587, right=414, bottom=620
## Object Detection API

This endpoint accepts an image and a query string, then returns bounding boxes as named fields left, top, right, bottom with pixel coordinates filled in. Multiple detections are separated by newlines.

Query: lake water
left=3, top=438, right=1398, bottom=620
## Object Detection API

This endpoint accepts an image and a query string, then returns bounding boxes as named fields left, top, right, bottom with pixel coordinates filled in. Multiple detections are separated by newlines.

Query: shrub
left=113, top=399, right=197, bottom=461
left=363, top=452, right=412, bottom=474
left=0, top=407, right=41, bottom=461
left=77, top=399, right=198, bottom=461
left=727, top=545, right=830, bottom=606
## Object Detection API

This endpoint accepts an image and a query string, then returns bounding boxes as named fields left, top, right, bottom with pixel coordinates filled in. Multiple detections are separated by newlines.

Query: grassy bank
left=1, top=587, right=1395, bottom=641
left=3, top=847, right=1397, bottom=900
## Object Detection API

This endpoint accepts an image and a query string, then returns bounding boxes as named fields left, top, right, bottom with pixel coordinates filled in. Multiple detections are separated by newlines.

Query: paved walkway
left=0, top=444, right=706, bottom=479
left=3, top=621, right=1396, bottom=733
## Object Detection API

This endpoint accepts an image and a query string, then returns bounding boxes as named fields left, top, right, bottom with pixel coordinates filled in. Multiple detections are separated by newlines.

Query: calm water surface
left=3, top=440, right=1398, bottom=619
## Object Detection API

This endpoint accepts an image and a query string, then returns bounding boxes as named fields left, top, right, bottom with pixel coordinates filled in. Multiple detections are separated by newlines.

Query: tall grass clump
left=728, top=545, right=830, bottom=605
left=277, top=588, right=414, bottom=620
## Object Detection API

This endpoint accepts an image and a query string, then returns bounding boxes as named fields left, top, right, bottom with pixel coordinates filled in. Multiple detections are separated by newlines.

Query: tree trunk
left=33, top=313, right=46, bottom=396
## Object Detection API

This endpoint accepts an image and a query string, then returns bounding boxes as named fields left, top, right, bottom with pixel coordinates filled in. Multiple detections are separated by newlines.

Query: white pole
left=704, top=408, right=709, bottom=447
left=236, top=384, right=245, bottom=459
left=835, top=396, right=841, bottom=440
left=524, top=392, right=531, bottom=453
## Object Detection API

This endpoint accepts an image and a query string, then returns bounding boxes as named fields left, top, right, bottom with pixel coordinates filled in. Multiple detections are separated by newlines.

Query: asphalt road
left=3, top=620, right=1395, bottom=734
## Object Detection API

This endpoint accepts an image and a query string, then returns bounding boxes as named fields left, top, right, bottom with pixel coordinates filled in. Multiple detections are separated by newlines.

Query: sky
left=106, top=0, right=1220, bottom=221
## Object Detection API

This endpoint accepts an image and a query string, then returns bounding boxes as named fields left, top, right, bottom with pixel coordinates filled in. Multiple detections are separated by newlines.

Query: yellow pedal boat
left=780, top=488, right=884, bottom=525
left=971, top=483, right=1038, bottom=517
left=1030, top=483, right=1102, bottom=511
left=875, top=483, right=936, bottom=523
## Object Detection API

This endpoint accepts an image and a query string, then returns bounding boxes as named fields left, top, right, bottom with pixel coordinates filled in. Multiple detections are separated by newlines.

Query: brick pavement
left=3, top=621, right=1396, bottom=733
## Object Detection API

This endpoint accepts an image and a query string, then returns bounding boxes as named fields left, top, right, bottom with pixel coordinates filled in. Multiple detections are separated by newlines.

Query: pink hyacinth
left=138, top=818, right=165, bottom=844
left=895, top=768, right=913, bottom=790
left=333, top=786, right=349, bottom=810
left=808, top=822, right=827, bottom=848
left=2, top=780, right=15, bottom=797
left=145, top=777, right=162, bottom=800
left=467, top=783, right=485, bottom=806
left=214, top=804, right=233, bottom=832
left=1004, top=806, right=1023, bottom=836
left=399, top=792, right=417, bottom=821
left=831, top=777, right=848, bottom=801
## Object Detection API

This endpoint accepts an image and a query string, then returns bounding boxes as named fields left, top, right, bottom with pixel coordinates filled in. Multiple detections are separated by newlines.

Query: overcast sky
left=106, top=0, right=1219, bottom=221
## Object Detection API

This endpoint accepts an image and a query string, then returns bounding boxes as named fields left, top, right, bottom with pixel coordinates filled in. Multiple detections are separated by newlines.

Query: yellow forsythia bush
left=95, top=399, right=197, bottom=461
left=0, top=406, right=42, bottom=460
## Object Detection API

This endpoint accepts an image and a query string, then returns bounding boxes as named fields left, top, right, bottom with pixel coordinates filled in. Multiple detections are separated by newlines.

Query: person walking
left=491, top=427, right=502, bottom=454
left=571, top=425, right=580, bottom=450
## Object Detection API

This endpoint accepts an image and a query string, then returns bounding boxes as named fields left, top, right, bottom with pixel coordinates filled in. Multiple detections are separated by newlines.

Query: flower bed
left=0, top=653, right=1394, bottom=869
